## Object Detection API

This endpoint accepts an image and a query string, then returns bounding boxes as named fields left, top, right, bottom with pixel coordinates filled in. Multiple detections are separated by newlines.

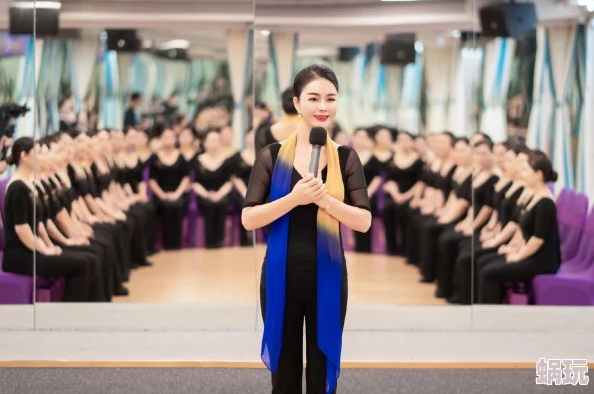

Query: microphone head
left=309, top=127, right=327, bottom=146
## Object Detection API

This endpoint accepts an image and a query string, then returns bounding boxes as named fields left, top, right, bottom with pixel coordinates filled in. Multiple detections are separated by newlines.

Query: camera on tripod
left=0, top=102, right=31, bottom=161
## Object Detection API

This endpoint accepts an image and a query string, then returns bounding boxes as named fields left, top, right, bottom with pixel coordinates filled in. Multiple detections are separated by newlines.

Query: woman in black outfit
left=230, top=128, right=256, bottom=246
left=242, top=64, right=371, bottom=394
left=382, top=131, right=424, bottom=256
left=477, top=150, right=561, bottom=303
left=148, top=126, right=190, bottom=250
left=409, top=133, right=458, bottom=279
left=193, top=129, right=233, bottom=248
left=255, top=88, right=301, bottom=155
left=351, top=128, right=381, bottom=253
left=2, top=138, right=101, bottom=302
left=434, top=140, right=498, bottom=299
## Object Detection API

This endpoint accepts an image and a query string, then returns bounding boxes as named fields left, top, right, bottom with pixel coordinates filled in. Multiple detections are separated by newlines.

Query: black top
left=385, top=158, right=424, bottom=195
left=499, top=185, right=524, bottom=227
left=244, top=143, right=370, bottom=260
left=433, top=164, right=458, bottom=200
left=194, top=156, right=232, bottom=191
left=454, top=173, right=473, bottom=202
left=362, top=155, right=382, bottom=186
left=472, top=174, right=499, bottom=217
left=126, top=158, right=148, bottom=194
left=3, top=180, right=36, bottom=251
left=492, top=181, right=512, bottom=212
left=518, top=197, right=562, bottom=270
left=149, top=153, right=189, bottom=192
left=254, top=122, right=277, bottom=155
left=227, top=151, right=253, bottom=187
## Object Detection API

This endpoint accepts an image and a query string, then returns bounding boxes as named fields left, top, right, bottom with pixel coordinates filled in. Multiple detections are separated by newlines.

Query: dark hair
left=6, top=137, right=34, bottom=166
left=500, top=141, right=512, bottom=150
left=442, top=131, right=456, bottom=147
left=293, top=64, right=339, bottom=99
left=131, top=92, right=142, bottom=101
left=281, top=88, right=298, bottom=115
left=472, top=132, right=493, bottom=147
left=455, top=137, right=470, bottom=145
left=528, top=150, right=558, bottom=183
left=474, top=139, right=494, bottom=150
left=398, top=130, right=415, bottom=140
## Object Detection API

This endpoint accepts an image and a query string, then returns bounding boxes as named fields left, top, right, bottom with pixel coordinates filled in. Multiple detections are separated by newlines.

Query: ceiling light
left=260, top=30, right=271, bottom=37
left=452, top=30, right=461, bottom=38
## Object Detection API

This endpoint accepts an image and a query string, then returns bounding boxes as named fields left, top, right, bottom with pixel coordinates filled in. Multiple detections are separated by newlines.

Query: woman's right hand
left=291, top=174, right=326, bottom=206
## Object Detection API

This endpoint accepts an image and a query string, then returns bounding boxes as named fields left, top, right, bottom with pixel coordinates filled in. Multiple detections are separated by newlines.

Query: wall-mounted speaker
left=380, top=33, right=416, bottom=65
left=479, top=2, right=538, bottom=38
left=106, top=29, right=141, bottom=52
left=9, top=3, right=60, bottom=36
left=338, top=47, right=360, bottom=62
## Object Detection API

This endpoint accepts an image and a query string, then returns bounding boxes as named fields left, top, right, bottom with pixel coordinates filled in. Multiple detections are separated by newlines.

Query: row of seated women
left=0, top=124, right=256, bottom=302
left=349, top=128, right=562, bottom=304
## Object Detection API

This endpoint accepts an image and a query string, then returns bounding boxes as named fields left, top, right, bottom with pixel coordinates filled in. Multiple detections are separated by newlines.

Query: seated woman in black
left=351, top=128, right=382, bottom=253
left=229, top=128, right=256, bottom=246
left=193, top=129, right=234, bottom=248
left=149, top=126, right=190, bottom=250
left=124, top=128, right=158, bottom=255
left=478, top=150, right=561, bottom=304
left=408, top=132, right=457, bottom=276
left=452, top=146, right=528, bottom=304
left=179, top=127, right=199, bottom=167
left=67, top=133, right=131, bottom=292
left=382, top=131, right=424, bottom=256
left=2, top=137, right=101, bottom=302
left=254, top=88, right=300, bottom=155
left=370, top=126, right=394, bottom=171
left=435, top=140, right=498, bottom=300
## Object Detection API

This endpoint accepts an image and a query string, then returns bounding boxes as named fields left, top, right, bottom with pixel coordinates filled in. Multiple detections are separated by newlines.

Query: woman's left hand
left=506, top=253, right=521, bottom=263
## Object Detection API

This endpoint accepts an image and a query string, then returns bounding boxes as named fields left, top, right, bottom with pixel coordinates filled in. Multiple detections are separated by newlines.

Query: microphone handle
left=309, top=145, right=321, bottom=176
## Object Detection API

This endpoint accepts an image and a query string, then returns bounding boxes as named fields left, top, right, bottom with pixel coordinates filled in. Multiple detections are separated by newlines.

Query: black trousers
left=197, top=195, right=232, bottom=248
left=2, top=248, right=102, bottom=302
left=436, top=228, right=470, bottom=298
left=260, top=258, right=348, bottom=394
left=93, top=223, right=126, bottom=287
left=381, top=198, right=410, bottom=256
left=154, top=194, right=189, bottom=250
left=418, top=218, right=449, bottom=282
left=454, top=244, right=499, bottom=304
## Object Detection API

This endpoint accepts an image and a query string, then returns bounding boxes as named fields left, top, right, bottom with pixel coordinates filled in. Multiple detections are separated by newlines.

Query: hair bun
left=5, top=155, right=14, bottom=166
left=550, top=171, right=558, bottom=183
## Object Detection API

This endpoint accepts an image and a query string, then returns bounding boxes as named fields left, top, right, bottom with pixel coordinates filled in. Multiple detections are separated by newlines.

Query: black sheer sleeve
left=344, top=148, right=371, bottom=211
left=243, top=145, right=274, bottom=208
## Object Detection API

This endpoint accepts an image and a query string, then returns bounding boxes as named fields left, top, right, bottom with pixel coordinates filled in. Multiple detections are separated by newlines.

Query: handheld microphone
left=308, top=127, right=327, bottom=176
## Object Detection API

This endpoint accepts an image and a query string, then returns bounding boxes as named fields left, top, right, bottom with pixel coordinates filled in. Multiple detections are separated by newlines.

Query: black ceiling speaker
left=9, top=1, right=61, bottom=36
left=380, top=33, right=416, bottom=65
left=106, top=29, right=141, bottom=52
left=338, top=47, right=360, bottom=62
left=479, top=1, right=538, bottom=38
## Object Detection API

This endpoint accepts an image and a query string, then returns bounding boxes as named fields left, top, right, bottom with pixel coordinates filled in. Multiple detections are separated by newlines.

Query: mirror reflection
left=253, top=0, right=479, bottom=310
left=3, top=0, right=257, bottom=319
left=468, top=1, right=592, bottom=307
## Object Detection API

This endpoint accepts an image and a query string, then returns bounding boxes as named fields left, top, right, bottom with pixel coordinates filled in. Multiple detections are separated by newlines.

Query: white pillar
left=269, top=32, right=298, bottom=93
left=226, top=29, right=253, bottom=148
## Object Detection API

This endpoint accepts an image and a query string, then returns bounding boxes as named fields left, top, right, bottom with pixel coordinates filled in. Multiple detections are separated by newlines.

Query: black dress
left=149, top=153, right=190, bottom=250
left=353, top=154, right=381, bottom=253
left=1, top=180, right=101, bottom=302
left=227, top=151, right=254, bottom=246
left=243, top=143, right=370, bottom=394
left=381, top=157, right=424, bottom=256
left=194, top=156, right=233, bottom=248
left=126, top=156, right=158, bottom=254
left=478, top=197, right=562, bottom=303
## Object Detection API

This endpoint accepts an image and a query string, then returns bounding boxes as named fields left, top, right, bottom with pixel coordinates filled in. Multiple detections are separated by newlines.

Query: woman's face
left=375, top=129, right=392, bottom=149
left=473, top=144, right=492, bottom=169
left=136, top=130, right=148, bottom=148
left=470, top=133, right=485, bottom=147
left=179, top=129, right=194, bottom=147
left=414, top=137, right=427, bottom=156
left=333, top=131, right=349, bottom=146
left=435, top=135, right=452, bottom=158
left=396, top=132, right=413, bottom=151
left=352, top=129, right=370, bottom=151
left=220, top=126, right=233, bottom=146
left=203, top=131, right=221, bottom=153
left=160, top=129, right=177, bottom=149
left=502, top=150, right=518, bottom=178
left=33, top=145, right=45, bottom=172
left=454, top=141, right=471, bottom=166
left=293, top=78, right=338, bottom=130
left=522, top=160, right=540, bottom=187
left=493, top=144, right=507, bottom=170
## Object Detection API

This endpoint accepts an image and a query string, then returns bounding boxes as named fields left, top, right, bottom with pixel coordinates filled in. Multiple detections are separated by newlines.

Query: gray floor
left=0, top=368, right=590, bottom=394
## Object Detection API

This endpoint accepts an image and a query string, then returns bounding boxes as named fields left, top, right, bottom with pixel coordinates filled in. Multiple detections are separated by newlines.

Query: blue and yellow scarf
left=261, top=130, right=344, bottom=393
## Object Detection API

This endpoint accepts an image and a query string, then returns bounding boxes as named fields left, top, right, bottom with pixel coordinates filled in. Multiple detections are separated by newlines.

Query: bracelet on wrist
left=323, top=196, right=333, bottom=211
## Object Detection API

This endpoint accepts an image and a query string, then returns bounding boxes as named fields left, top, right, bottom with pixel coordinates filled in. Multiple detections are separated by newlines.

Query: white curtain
left=332, top=60, right=356, bottom=133
left=383, top=64, right=403, bottom=128
left=578, top=21, right=594, bottom=198
left=479, top=37, right=516, bottom=143
left=226, top=29, right=253, bottom=148
left=526, top=26, right=554, bottom=151
left=424, top=44, right=457, bottom=133
left=15, top=38, right=44, bottom=139
left=448, top=47, right=483, bottom=137
left=548, top=25, right=578, bottom=192
left=397, top=54, right=423, bottom=135
left=68, top=37, right=99, bottom=114
left=270, top=32, right=298, bottom=93
left=362, top=48, right=380, bottom=124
